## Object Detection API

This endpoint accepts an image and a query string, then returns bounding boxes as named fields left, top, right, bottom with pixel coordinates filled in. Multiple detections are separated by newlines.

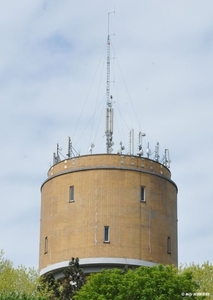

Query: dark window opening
left=141, top=186, right=145, bottom=202
left=167, top=236, right=171, bottom=254
left=69, top=186, right=74, bottom=202
left=44, top=237, right=48, bottom=254
left=104, top=226, right=110, bottom=242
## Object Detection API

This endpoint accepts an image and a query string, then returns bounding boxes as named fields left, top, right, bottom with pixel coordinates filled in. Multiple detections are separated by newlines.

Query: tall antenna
left=67, top=136, right=72, bottom=158
left=154, top=142, right=160, bottom=162
left=130, top=129, right=134, bottom=155
left=105, top=12, right=115, bottom=153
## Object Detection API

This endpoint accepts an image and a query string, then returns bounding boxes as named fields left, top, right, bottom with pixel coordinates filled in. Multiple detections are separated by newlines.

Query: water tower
left=39, top=15, right=178, bottom=277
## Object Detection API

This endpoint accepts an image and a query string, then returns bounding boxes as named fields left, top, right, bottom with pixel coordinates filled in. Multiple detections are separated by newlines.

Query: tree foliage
left=179, top=261, right=213, bottom=297
left=74, top=265, right=201, bottom=300
left=39, top=257, right=86, bottom=300
left=38, top=272, right=60, bottom=300
left=0, top=250, right=40, bottom=299
left=1, top=248, right=212, bottom=300
left=61, top=257, right=85, bottom=299
left=0, top=251, right=85, bottom=300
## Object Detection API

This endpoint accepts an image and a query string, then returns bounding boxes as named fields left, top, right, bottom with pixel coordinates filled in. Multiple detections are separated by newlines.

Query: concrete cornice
left=40, top=257, right=159, bottom=276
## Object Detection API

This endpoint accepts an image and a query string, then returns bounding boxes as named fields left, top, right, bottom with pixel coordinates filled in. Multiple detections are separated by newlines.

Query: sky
left=0, top=0, right=213, bottom=269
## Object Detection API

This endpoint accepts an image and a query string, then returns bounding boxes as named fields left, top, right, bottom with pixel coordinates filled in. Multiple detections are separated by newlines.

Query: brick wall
left=39, top=154, right=178, bottom=272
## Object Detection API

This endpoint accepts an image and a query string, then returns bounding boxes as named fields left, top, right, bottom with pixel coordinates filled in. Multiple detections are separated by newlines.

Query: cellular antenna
left=67, top=136, right=80, bottom=158
left=53, top=143, right=61, bottom=164
left=137, top=131, right=146, bottom=156
left=105, top=11, right=115, bottom=153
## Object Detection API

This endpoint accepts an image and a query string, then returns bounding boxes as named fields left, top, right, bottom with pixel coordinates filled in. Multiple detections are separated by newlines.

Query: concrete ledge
left=40, top=257, right=158, bottom=277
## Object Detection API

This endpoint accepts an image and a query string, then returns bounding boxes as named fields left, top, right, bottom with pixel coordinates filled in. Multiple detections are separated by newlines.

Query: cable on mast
left=105, top=11, right=115, bottom=153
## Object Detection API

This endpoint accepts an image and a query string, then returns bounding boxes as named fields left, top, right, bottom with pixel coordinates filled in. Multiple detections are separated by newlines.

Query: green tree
left=39, top=257, right=85, bottom=300
left=60, top=257, right=85, bottom=300
left=0, top=250, right=40, bottom=298
left=38, top=272, right=60, bottom=300
left=179, top=262, right=213, bottom=298
left=0, top=252, right=86, bottom=299
left=74, top=265, right=201, bottom=300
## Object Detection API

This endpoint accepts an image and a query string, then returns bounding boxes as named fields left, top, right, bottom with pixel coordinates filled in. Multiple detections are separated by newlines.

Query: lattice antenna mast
left=105, top=12, right=114, bottom=153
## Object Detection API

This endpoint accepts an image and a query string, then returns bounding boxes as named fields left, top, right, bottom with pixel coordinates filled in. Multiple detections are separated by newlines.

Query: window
left=140, top=186, right=145, bottom=202
left=44, top=237, right=48, bottom=254
left=167, top=236, right=171, bottom=254
left=104, top=226, right=110, bottom=243
left=69, top=186, right=74, bottom=202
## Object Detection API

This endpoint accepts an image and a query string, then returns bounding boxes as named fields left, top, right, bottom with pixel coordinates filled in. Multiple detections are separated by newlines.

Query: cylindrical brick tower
left=39, top=153, right=178, bottom=277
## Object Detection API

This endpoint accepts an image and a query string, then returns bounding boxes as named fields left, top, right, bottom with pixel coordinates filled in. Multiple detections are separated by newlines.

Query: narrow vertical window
left=141, top=186, right=145, bottom=202
left=69, top=186, right=74, bottom=202
left=167, top=236, right=171, bottom=254
left=104, top=226, right=110, bottom=243
left=44, top=237, right=48, bottom=254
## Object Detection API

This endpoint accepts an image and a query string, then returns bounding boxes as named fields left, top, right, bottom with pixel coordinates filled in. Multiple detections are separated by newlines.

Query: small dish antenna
left=88, top=143, right=95, bottom=154
left=117, top=141, right=125, bottom=154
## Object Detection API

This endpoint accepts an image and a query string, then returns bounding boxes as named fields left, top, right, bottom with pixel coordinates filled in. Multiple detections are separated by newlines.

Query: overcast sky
left=0, top=0, right=213, bottom=269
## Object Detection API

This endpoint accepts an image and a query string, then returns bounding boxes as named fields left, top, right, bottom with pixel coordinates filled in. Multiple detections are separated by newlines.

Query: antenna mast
left=105, top=12, right=114, bottom=153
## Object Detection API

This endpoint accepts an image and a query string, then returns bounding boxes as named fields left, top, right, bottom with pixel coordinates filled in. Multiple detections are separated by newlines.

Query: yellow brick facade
left=39, top=154, right=178, bottom=275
